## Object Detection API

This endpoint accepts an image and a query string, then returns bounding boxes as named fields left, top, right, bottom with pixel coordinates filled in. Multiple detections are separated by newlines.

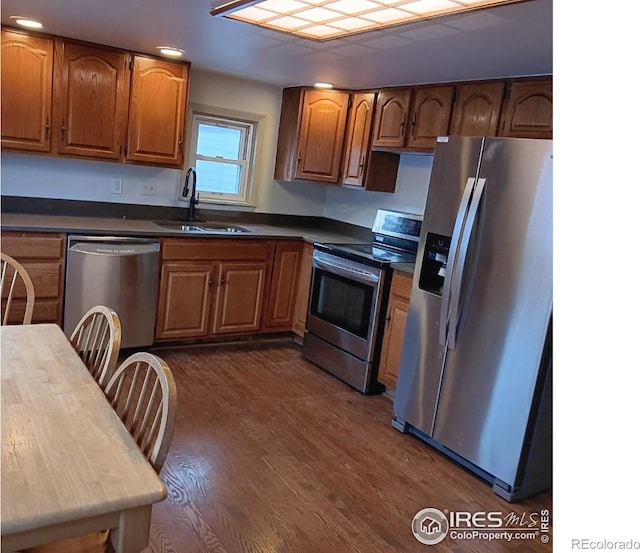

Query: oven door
left=306, top=250, right=384, bottom=362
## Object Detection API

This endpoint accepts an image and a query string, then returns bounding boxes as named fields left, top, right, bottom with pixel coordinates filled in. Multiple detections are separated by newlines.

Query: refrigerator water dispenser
left=418, top=232, right=451, bottom=294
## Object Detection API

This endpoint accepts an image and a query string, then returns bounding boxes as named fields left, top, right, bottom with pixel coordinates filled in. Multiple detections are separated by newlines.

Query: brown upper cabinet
left=274, top=87, right=349, bottom=184
left=126, top=55, right=189, bottom=167
left=341, top=92, right=399, bottom=192
left=1, top=29, right=54, bottom=152
left=54, top=42, right=130, bottom=160
left=449, top=81, right=506, bottom=137
left=498, top=78, right=552, bottom=139
left=1, top=27, right=190, bottom=168
left=371, top=85, right=455, bottom=152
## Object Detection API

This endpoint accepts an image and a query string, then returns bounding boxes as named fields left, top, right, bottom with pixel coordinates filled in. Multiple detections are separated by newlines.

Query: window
left=188, top=112, right=258, bottom=205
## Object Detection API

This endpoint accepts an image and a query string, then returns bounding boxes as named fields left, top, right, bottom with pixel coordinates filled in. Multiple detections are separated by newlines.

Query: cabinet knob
left=208, top=279, right=213, bottom=286
left=220, top=276, right=226, bottom=285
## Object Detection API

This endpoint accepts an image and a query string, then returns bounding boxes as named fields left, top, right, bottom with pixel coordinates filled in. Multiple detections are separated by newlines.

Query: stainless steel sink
left=153, top=221, right=251, bottom=233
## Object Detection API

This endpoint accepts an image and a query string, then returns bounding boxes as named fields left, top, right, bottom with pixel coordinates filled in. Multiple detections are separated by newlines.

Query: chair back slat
left=105, top=352, right=177, bottom=473
left=1, top=253, right=35, bottom=325
left=70, top=306, right=121, bottom=391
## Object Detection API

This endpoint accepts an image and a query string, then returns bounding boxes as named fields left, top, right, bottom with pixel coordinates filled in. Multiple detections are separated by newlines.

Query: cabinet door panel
left=296, top=90, right=349, bottom=183
left=341, top=92, right=375, bottom=187
left=378, top=297, right=409, bottom=387
left=213, top=262, right=267, bottom=334
left=1, top=30, right=53, bottom=152
left=264, top=242, right=302, bottom=331
left=449, top=82, right=505, bottom=137
left=407, top=86, right=454, bottom=150
left=156, top=262, right=214, bottom=340
left=56, top=43, right=129, bottom=159
left=371, top=89, right=411, bottom=148
left=378, top=272, right=412, bottom=387
left=127, top=55, right=189, bottom=167
left=293, top=243, right=314, bottom=338
left=499, top=79, right=552, bottom=139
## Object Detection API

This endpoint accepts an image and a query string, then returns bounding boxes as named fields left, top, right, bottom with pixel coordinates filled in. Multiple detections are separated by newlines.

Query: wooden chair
left=19, top=353, right=177, bottom=553
left=1, top=252, right=35, bottom=325
left=70, top=306, right=122, bottom=391
left=105, top=352, right=177, bottom=473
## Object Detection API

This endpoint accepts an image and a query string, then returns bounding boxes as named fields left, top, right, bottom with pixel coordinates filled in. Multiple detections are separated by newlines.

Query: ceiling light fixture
left=10, top=16, right=43, bottom=29
left=156, top=46, right=185, bottom=57
left=210, top=0, right=527, bottom=41
left=314, top=82, right=334, bottom=89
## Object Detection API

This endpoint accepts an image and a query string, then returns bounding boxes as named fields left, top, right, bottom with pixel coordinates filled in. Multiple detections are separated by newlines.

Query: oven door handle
left=313, top=257, right=380, bottom=285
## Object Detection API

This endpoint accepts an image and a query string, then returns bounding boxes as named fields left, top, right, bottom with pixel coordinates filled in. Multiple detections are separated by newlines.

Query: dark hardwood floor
left=143, top=339, right=552, bottom=553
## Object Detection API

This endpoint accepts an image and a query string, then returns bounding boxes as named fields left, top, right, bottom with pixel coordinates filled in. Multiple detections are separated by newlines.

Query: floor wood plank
left=141, top=340, right=552, bottom=552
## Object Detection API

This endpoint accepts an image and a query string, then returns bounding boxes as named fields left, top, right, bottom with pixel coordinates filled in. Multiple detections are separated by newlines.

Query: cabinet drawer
left=161, top=239, right=270, bottom=261
left=2, top=299, right=61, bottom=325
left=1, top=261, right=64, bottom=300
left=1, top=232, right=65, bottom=258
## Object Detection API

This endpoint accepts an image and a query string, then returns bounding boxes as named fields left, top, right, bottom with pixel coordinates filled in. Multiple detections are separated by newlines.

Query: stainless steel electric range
left=302, top=209, right=422, bottom=394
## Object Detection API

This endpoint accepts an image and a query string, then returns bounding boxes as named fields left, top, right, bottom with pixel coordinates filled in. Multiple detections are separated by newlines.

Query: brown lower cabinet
left=263, top=241, right=303, bottom=332
left=155, top=238, right=310, bottom=341
left=377, top=270, right=412, bottom=388
left=0, top=231, right=66, bottom=325
left=155, top=238, right=271, bottom=340
left=292, top=242, right=314, bottom=338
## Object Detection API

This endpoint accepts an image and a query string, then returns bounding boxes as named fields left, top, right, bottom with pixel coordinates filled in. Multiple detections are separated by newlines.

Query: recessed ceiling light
left=211, top=0, right=527, bottom=41
left=314, top=82, right=334, bottom=89
left=10, top=16, right=43, bottom=29
left=156, top=46, right=185, bottom=57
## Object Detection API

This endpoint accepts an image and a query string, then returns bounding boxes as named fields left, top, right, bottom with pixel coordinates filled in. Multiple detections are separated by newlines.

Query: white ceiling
left=0, top=0, right=552, bottom=89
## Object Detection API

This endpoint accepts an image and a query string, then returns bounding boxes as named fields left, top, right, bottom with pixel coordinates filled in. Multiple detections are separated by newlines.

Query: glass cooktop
left=316, top=242, right=417, bottom=266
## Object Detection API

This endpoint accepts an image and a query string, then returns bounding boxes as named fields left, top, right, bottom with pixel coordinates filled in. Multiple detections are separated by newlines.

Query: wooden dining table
left=1, top=324, right=167, bottom=553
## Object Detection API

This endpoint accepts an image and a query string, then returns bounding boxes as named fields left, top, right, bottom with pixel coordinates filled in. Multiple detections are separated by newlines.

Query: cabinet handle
left=60, top=120, right=66, bottom=136
left=399, top=113, right=407, bottom=134
left=297, top=151, right=302, bottom=166
left=359, top=156, right=365, bottom=176
left=220, top=276, right=226, bottom=285
left=178, top=135, right=183, bottom=151
left=410, top=114, right=417, bottom=137
left=208, top=279, right=213, bottom=286
left=44, top=117, right=51, bottom=139
left=386, top=314, right=391, bottom=322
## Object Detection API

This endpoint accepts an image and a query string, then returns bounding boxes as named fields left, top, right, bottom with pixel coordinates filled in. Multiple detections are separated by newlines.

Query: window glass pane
left=196, top=123, right=243, bottom=159
left=195, top=159, right=242, bottom=195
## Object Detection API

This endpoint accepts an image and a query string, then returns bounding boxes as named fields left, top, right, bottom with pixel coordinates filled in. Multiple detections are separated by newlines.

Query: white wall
left=323, top=154, right=432, bottom=227
left=1, top=68, right=432, bottom=225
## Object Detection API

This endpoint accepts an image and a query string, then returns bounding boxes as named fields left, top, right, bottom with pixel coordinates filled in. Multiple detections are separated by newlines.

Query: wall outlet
left=110, top=177, right=123, bottom=194
left=142, top=180, right=156, bottom=196
left=337, top=204, right=349, bottom=214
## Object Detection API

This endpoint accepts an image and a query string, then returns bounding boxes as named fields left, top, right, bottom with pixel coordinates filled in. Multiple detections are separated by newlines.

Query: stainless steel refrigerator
left=392, top=136, right=552, bottom=502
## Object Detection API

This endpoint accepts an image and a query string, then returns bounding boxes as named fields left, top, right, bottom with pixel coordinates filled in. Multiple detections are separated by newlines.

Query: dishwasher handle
left=67, top=235, right=160, bottom=256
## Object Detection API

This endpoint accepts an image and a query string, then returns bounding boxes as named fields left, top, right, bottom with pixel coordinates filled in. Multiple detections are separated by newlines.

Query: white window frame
left=186, top=106, right=261, bottom=206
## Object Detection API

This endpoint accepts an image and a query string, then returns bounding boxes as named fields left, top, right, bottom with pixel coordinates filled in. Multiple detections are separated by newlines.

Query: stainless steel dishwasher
left=64, top=236, right=160, bottom=348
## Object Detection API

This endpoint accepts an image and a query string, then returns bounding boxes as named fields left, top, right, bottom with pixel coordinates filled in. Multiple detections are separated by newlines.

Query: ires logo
left=412, top=508, right=549, bottom=546
left=449, top=511, right=503, bottom=528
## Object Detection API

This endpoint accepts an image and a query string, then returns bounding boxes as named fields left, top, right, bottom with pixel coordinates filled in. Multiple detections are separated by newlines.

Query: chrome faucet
left=182, top=167, right=198, bottom=222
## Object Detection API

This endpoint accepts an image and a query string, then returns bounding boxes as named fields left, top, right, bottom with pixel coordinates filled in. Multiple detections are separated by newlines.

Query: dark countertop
left=0, top=212, right=364, bottom=246
left=1, top=210, right=417, bottom=276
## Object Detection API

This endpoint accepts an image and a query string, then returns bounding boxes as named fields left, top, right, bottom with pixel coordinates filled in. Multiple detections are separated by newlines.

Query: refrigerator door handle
left=448, top=177, right=487, bottom=350
left=439, top=177, right=476, bottom=347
